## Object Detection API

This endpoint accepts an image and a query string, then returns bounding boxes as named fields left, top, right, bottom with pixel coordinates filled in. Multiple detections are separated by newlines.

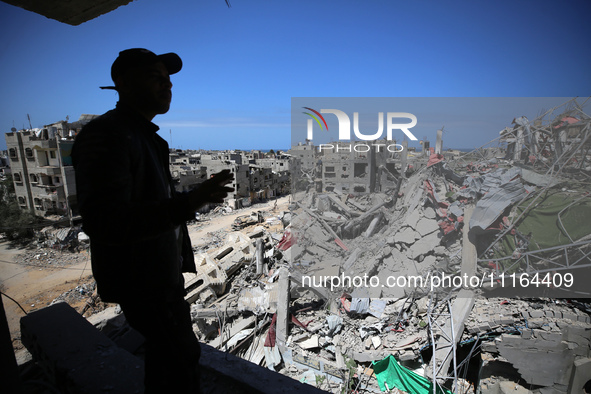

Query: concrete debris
left=272, top=98, right=591, bottom=393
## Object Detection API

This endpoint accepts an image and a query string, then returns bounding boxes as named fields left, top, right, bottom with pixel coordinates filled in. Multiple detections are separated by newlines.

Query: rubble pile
left=50, top=281, right=96, bottom=305
left=15, top=246, right=88, bottom=268
left=83, top=100, right=591, bottom=393
left=264, top=100, right=591, bottom=393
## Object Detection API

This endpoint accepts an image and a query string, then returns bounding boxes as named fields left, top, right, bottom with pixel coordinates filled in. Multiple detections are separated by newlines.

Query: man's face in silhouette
left=118, top=61, right=173, bottom=120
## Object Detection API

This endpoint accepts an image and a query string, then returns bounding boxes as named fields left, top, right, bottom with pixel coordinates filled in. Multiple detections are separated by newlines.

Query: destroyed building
left=169, top=150, right=291, bottom=209
left=273, top=97, right=591, bottom=393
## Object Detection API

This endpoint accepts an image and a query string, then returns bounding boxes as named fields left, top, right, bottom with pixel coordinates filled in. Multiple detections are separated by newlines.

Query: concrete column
left=256, top=239, right=263, bottom=275
left=400, top=140, right=408, bottom=177
left=369, top=144, right=376, bottom=192
left=276, top=268, right=290, bottom=349
left=514, top=127, right=523, bottom=161
left=435, top=129, right=443, bottom=155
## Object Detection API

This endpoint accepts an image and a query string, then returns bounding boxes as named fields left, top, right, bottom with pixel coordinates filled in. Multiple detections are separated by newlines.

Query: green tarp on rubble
left=372, top=355, right=453, bottom=394
left=493, top=190, right=591, bottom=263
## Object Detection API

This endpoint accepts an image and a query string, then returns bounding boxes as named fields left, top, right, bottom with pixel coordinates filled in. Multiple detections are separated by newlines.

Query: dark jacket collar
left=115, top=101, right=160, bottom=134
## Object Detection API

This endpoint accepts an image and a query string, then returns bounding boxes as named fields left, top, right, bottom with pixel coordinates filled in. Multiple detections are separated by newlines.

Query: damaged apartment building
left=169, top=149, right=291, bottom=209
left=289, top=139, right=430, bottom=196
left=4, top=115, right=98, bottom=218
left=5, top=118, right=292, bottom=218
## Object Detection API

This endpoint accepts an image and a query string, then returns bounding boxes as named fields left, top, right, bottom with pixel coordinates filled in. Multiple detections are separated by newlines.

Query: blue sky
left=1, top=0, right=590, bottom=151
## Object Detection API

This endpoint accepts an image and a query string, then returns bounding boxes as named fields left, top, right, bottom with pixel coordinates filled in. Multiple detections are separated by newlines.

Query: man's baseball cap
left=100, top=48, right=182, bottom=90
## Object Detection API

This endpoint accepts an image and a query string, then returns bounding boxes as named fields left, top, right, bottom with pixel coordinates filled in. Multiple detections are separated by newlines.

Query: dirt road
left=0, top=242, right=94, bottom=350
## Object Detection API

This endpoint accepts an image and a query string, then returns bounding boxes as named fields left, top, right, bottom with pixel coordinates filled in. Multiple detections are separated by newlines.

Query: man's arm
left=73, top=122, right=233, bottom=244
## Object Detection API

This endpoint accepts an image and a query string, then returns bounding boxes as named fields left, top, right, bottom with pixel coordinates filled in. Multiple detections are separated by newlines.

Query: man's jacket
left=72, top=102, right=196, bottom=303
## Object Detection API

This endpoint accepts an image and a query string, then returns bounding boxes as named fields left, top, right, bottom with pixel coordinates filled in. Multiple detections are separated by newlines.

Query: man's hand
left=187, top=169, right=235, bottom=211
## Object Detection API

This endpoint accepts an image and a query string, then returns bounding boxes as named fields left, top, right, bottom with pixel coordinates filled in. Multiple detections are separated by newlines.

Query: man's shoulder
left=73, top=107, right=137, bottom=160
left=79, top=107, right=130, bottom=135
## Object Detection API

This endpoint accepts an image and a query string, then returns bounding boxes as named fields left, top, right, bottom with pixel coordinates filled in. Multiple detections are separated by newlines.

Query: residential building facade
left=4, top=115, right=97, bottom=217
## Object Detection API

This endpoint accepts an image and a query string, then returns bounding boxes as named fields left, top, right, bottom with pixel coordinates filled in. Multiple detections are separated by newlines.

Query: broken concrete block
left=405, top=209, right=421, bottom=230
left=529, top=309, right=544, bottom=319
left=481, top=340, right=498, bottom=353
left=496, top=335, right=575, bottom=387
left=371, top=336, right=382, bottom=350
left=297, top=335, right=320, bottom=350
left=398, top=350, right=416, bottom=361
left=528, top=318, right=544, bottom=329
left=563, top=312, right=578, bottom=322
left=352, top=350, right=389, bottom=363
left=86, top=306, right=125, bottom=334
left=421, top=255, right=437, bottom=267
left=423, top=207, right=436, bottom=219
left=521, top=329, right=532, bottom=340
left=396, top=226, right=419, bottom=244
left=577, top=314, right=590, bottom=323
left=415, top=296, right=429, bottom=314
left=563, top=325, right=591, bottom=347
left=408, top=231, right=441, bottom=260
left=391, top=333, right=423, bottom=350
left=535, top=330, right=563, bottom=345
left=414, top=217, right=439, bottom=237
left=570, top=358, right=591, bottom=394
left=433, top=245, right=446, bottom=255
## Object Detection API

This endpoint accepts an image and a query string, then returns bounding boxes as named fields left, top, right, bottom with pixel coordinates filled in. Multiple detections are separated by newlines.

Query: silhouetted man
left=72, top=48, right=233, bottom=393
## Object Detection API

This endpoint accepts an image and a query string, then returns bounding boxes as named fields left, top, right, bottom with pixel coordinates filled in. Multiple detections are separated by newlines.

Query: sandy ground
left=0, top=195, right=291, bottom=354
left=188, top=195, right=291, bottom=247
left=0, top=243, right=94, bottom=352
